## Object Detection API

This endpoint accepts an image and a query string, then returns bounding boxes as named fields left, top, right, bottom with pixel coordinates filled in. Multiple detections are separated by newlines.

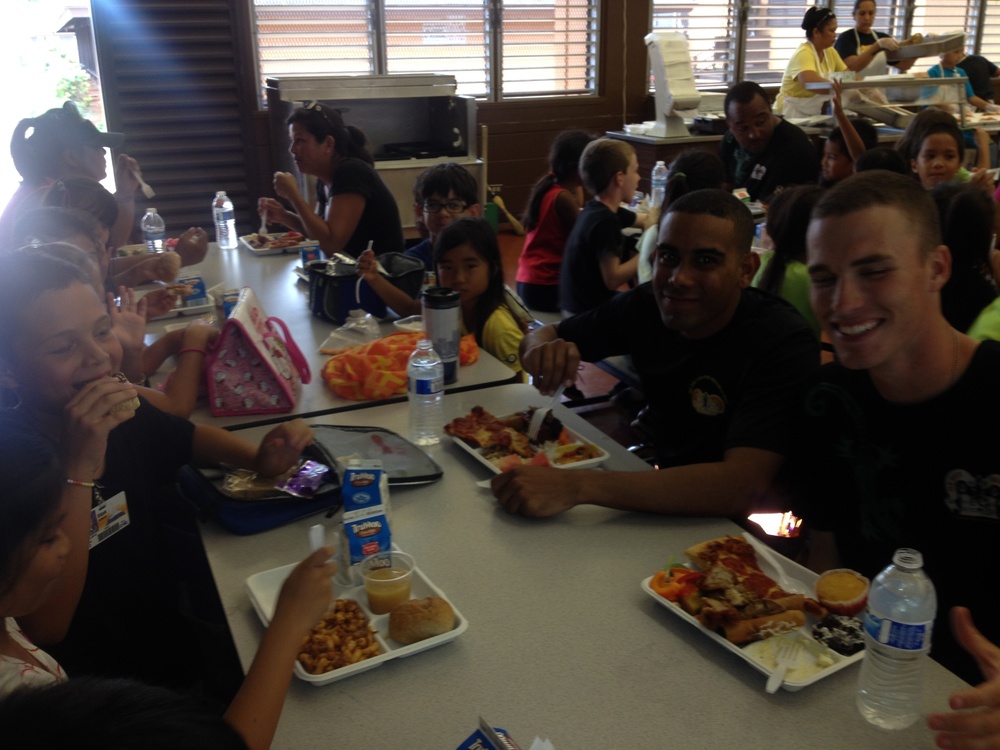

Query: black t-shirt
left=719, top=118, right=820, bottom=202
left=559, top=199, right=636, bottom=315
left=557, top=285, right=819, bottom=468
left=790, top=341, right=1000, bottom=683
left=834, top=29, right=890, bottom=63
left=956, top=54, right=999, bottom=102
left=328, top=157, right=404, bottom=257
left=47, top=398, right=198, bottom=687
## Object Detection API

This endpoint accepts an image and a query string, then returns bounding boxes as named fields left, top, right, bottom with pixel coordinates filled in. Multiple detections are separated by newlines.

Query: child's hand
left=271, top=546, right=337, bottom=635
left=255, top=418, right=314, bottom=478
left=142, top=289, right=180, bottom=319
left=831, top=79, right=844, bottom=114
left=970, top=167, right=996, bottom=193
left=173, top=227, right=209, bottom=266
left=356, top=248, right=378, bottom=281
left=181, top=321, right=219, bottom=353
left=61, top=376, right=138, bottom=480
left=108, top=287, right=148, bottom=354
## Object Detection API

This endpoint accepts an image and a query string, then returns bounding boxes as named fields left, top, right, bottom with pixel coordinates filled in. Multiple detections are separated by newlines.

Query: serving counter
left=200, top=383, right=968, bottom=749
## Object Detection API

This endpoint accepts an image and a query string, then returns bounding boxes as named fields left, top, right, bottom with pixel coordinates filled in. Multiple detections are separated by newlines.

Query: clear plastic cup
left=359, top=551, right=414, bottom=614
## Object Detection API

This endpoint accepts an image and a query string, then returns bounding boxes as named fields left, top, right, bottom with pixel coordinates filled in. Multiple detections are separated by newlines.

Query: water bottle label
left=215, top=209, right=234, bottom=222
left=409, top=376, right=443, bottom=396
left=143, top=231, right=165, bottom=241
left=863, top=610, right=933, bottom=651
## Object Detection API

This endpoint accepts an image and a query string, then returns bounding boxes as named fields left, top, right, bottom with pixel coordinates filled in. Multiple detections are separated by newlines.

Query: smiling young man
left=720, top=81, right=820, bottom=203
left=795, top=170, right=1000, bottom=686
left=491, top=189, right=819, bottom=518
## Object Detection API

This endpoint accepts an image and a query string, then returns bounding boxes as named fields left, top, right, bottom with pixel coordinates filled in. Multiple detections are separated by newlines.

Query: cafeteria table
left=199, top=383, right=969, bottom=749
left=143, top=245, right=517, bottom=428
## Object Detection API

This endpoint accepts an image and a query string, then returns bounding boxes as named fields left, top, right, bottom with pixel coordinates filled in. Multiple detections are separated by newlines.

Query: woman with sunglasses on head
left=258, top=103, right=404, bottom=258
left=775, top=6, right=850, bottom=120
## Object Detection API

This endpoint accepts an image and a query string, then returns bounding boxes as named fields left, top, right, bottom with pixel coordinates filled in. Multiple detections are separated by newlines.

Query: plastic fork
left=527, top=383, right=566, bottom=442
left=133, top=169, right=155, bottom=199
left=766, top=635, right=803, bottom=693
left=257, top=209, right=268, bottom=236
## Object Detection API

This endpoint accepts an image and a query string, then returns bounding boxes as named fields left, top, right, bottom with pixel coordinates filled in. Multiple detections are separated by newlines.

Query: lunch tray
left=449, top=412, right=610, bottom=473
left=641, top=532, right=865, bottom=692
left=246, top=555, right=468, bottom=685
left=238, top=232, right=320, bottom=257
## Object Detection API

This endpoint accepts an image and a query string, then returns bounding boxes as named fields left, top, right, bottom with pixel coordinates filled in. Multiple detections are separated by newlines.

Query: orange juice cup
left=360, top=551, right=414, bottom=614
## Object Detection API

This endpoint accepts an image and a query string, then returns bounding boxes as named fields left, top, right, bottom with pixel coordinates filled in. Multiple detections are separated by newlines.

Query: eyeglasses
left=422, top=200, right=469, bottom=215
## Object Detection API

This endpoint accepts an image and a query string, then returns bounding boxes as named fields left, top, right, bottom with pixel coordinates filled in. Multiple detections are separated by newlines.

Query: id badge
left=89, top=491, right=130, bottom=549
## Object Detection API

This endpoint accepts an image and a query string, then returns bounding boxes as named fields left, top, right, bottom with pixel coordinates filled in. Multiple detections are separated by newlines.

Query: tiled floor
left=497, top=229, right=649, bottom=455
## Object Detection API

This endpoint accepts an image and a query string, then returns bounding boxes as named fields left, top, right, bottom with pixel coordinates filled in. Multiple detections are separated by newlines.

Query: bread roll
left=110, top=372, right=140, bottom=413
left=388, top=596, right=455, bottom=645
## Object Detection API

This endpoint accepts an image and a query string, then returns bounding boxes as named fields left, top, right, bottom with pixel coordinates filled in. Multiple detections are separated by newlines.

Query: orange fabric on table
left=321, top=331, right=479, bottom=400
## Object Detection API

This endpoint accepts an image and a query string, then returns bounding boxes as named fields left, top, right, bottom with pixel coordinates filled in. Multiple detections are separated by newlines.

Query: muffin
left=815, top=568, right=869, bottom=616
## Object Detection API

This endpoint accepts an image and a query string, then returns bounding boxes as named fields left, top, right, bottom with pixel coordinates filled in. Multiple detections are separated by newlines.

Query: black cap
left=30, top=102, right=124, bottom=149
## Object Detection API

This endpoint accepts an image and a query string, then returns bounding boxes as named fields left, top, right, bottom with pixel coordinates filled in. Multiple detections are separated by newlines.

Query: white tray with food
left=641, top=533, right=866, bottom=692
left=445, top=405, right=610, bottom=473
left=238, top=232, right=320, bottom=257
left=246, top=557, right=468, bottom=686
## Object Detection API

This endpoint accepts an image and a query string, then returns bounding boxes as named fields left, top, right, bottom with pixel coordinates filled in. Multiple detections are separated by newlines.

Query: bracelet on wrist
left=178, top=347, right=208, bottom=356
left=66, top=478, right=96, bottom=488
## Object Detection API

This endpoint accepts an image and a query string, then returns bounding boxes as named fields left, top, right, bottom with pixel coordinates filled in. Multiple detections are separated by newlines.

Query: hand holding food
left=522, top=337, right=581, bottom=395
left=271, top=546, right=338, bottom=637
left=153, top=250, right=182, bottom=283
left=114, top=153, right=142, bottom=195
left=142, top=288, right=181, bottom=319
left=173, top=227, right=209, bottom=266
left=255, top=418, right=314, bottom=478
left=62, top=374, right=139, bottom=480
left=273, top=171, right=301, bottom=202
left=356, top=248, right=378, bottom=281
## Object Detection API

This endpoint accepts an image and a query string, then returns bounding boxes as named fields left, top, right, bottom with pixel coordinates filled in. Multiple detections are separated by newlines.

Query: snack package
left=176, top=274, right=208, bottom=307
left=457, top=726, right=521, bottom=750
left=336, top=459, right=392, bottom=585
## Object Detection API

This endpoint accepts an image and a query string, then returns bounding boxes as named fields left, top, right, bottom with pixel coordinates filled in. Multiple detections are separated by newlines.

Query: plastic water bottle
left=212, top=191, right=237, bottom=250
left=856, top=548, right=937, bottom=729
left=650, top=160, right=668, bottom=209
left=140, top=207, right=165, bottom=253
left=407, top=339, right=444, bottom=446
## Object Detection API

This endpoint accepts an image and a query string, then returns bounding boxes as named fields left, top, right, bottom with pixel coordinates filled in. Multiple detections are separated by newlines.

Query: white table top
left=199, top=383, right=968, bottom=749
left=145, top=245, right=516, bottom=428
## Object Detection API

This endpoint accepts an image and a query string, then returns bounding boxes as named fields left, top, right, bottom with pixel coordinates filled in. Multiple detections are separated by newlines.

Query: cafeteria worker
left=776, top=6, right=849, bottom=120
left=834, top=0, right=911, bottom=75
left=258, top=102, right=404, bottom=258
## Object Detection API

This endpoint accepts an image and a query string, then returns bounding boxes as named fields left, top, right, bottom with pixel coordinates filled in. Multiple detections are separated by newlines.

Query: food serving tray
left=238, top=232, right=320, bottom=257
left=449, top=416, right=610, bottom=473
left=641, top=532, right=865, bottom=692
left=246, top=557, right=468, bottom=686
